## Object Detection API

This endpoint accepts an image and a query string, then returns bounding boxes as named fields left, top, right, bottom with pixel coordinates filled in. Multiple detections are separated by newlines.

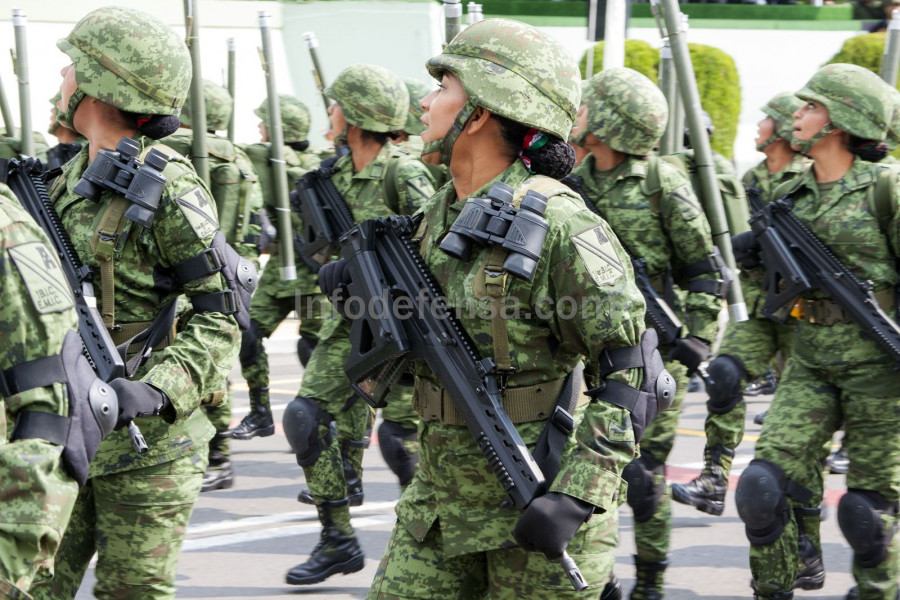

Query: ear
left=465, top=106, right=493, bottom=135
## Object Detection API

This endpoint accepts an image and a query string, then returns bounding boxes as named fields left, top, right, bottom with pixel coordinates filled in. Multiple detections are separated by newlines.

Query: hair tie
left=136, top=115, right=153, bottom=128
left=518, top=128, right=548, bottom=172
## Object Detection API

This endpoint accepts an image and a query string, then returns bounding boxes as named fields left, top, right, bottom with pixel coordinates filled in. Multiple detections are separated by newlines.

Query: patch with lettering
left=8, top=241, right=74, bottom=314
left=176, top=186, right=219, bottom=239
left=571, top=224, right=625, bottom=287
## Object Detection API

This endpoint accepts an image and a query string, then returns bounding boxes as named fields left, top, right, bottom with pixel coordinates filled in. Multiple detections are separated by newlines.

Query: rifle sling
left=10, top=410, right=68, bottom=447
left=0, top=354, right=66, bottom=397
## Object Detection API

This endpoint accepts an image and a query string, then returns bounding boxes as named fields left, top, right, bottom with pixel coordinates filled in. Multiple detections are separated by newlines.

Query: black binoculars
left=74, top=137, right=169, bottom=228
left=440, top=182, right=549, bottom=281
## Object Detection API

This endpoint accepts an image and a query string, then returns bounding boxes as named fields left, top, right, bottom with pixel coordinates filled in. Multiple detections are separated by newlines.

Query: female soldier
left=564, top=67, right=725, bottom=600
left=362, top=19, right=663, bottom=599
left=282, top=63, right=436, bottom=586
left=30, top=7, right=242, bottom=599
left=734, top=63, right=900, bottom=600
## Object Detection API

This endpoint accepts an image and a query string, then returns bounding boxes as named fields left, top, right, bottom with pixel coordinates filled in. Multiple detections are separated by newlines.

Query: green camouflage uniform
left=0, top=133, right=50, bottom=163
left=740, top=65, right=900, bottom=600
left=369, top=22, right=648, bottom=599
left=0, top=184, right=79, bottom=598
left=30, top=8, right=239, bottom=600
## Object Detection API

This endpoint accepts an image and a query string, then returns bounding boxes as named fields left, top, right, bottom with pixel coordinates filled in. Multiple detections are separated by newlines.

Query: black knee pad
left=623, top=453, right=666, bottom=523
left=838, top=489, right=899, bottom=568
left=706, top=355, right=746, bottom=415
left=283, top=396, right=333, bottom=467
left=736, top=459, right=792, bottom=545
left=377, top=420, right=419, bottom=486
left=239, top=319, right=264, bottom=369
left=297, top=337, right=318, bottom=368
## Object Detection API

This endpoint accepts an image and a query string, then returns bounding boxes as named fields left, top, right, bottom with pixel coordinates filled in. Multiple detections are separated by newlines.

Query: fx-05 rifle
left=293, top=159, right=355, bottom=270
left=2, top=157, right=148, bottom=453
left=748, top=188, right=900, bottom=361
left=339, top=215, right=588, bottom=591
left=631, top=257, right=683, bottom=345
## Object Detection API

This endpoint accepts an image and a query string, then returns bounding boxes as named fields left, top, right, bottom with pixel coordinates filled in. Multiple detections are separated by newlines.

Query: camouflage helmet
left=181, top=80, right=234, bottom=132
left=48, top=92, right=62, bottom=135
left=324, top=64, right=408, bottom=133
left=403, top=78, right=432, bottom=135
left=795, top=63, right=893, bottom=141
left=254, top=95, right=311, bottom=142
left=426, top=18, right=581, bottom=141
left=886, top=88, right=900, bottom=150
left=761, top=92, right=805, bottom=143
left=57, top=7, right=191, bottom=116
left=581, top=67, right=667, bottom=155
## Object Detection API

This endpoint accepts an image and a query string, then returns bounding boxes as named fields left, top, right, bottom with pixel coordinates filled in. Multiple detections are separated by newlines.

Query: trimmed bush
left=580, top=40, right=741, bottom=159
left=827, top=32, right=885, bottom=72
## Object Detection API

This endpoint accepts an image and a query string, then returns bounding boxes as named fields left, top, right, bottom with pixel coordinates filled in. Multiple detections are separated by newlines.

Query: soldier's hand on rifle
left=668, top=335, right=710, bottom=376
left=512, top=492, right=594, bottom=559
left=108, top=379, right=173, bottom=430
left=732, top=231, right=761, bottom=269
left=318, top=258, right=351, bottom=300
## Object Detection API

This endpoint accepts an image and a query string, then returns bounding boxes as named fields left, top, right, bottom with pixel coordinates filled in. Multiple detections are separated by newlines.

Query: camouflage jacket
left=770, top=156, right=900, bottom=366
left=0, top=132, right=50, bottom=164
left=51, top=140, right=240, bottom=475
left=398, top=160, right=645, bottom=556
left=569, top=155, right=721, bottom=343
left=0, top=183, right=76, bottom=432
left=164, top=129, right=264, bottom=264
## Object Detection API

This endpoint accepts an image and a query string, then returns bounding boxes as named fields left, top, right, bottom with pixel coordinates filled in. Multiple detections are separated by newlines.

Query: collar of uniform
left=446, top=159, right=530, bottom=218
left=350, top=143, right=393, bottom=181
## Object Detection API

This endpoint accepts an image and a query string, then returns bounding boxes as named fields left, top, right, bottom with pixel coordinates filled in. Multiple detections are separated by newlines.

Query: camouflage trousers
left=0, top=439, right=78, bottom=598
left=632, top=358, right=688, bottom=562
left=203, top=393, right=231, bottom=458
left=750, top=355, right=900, bottom=599
left=704, top=316, right=795, bottom=454
left=30, top=453, right=206, bottom=600
left=368, top=505, right=621, bottom=599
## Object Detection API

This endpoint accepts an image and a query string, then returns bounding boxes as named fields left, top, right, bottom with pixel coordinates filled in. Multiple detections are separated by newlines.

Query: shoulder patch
left=176, top=186, right=219, bottom=239
left=8, top=241, right=74, bottom=314
left=571, top=224, right=626, bottom=287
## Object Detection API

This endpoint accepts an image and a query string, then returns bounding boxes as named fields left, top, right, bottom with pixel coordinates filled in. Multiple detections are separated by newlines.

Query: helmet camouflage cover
left=795, top=63, right=893, bottom=140
left=886, top=88, right=900, bottom=149
left=254, top=95, right=311, bottom=142
left=762, top=92, right=805, bottom=143
left=403, top=78, right=432, bottom=135
left=57, top=6, right=191, bottom=115
left=583, top=67, right=668, bottom=155
left=324, top=64, right=408, bottom=132
left=181, top=79, right=234, bottom=132
left=426, top=18, right=581, bottom=141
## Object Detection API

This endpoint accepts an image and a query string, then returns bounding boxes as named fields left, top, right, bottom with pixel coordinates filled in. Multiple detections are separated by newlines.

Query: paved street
left=73, top=319, right=856, bottom=599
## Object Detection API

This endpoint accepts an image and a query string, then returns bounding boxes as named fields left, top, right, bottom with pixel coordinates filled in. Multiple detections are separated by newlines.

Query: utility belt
left=414, top=376, right=589, bottom=426
left=793, top=288, right=895, bottom=326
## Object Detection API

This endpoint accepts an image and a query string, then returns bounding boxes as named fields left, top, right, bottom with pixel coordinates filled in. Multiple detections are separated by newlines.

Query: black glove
left=512, top=492, right=594, bottom=559
left=108, top=379, right=172, bottom=430
left=731, top=231, right=761, bottom=269
left=668, top=335, right=710, bottom=375
left=318, top=258, right=351, bottom=300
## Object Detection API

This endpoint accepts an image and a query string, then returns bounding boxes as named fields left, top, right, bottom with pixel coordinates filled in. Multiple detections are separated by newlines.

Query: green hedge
left=827, top=32, right=886, bottom=71
left=580, top=40, right=740, bottom=159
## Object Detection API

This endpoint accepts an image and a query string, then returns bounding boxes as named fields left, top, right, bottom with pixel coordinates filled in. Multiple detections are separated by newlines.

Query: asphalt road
left=73, top=319, right=856, bottom=599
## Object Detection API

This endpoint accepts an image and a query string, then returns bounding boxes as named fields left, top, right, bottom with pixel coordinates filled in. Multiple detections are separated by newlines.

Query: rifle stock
left=294, top=164, right=355, bottom=270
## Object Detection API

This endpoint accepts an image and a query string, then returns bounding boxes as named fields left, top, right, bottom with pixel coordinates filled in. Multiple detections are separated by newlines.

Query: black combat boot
left=285, top=502, right=365, bottom=585
left=630, top=556, right=668, bottom=600
left=602, top=574, right=622, bottom=600
left=201, top=434, right=234, bottom=493
left=792, top=507, right=825, bottom=590
left=226, top=387, right=275, bottom=440
left=754, top=591, right=793, bottom=600
left=670, top=444, right=735, bottom=516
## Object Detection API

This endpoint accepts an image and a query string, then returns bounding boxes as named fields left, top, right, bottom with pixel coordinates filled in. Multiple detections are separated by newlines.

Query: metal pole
left=184, top=0, right=209, bottom=186
left=603, top=0, right=627, bottom=70
left=259, top=10, right=296, bottom=282
left=12, top=8, right=32, bottom=157
left=443, top=0, right=462, bottom=45
left=226, top=37, right=236, bottom=143
left=304, top=32, right=331, bottom=122
left=658, top=41, right=677, bottom=155
left=0, top=71, right=14, bottom=137
left=881, top=12, right=900, bottom=87
left=659, top=0, right=747, bottom=322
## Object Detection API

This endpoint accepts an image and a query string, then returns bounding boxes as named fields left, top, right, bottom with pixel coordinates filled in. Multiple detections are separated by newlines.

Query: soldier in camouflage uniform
left=733, top=64, right=900, bottom=600
left=564, top=68, right=725, bottom=600
left=227, top=95, right=323, bottom=442
left=362, top=20, right=669, bottom=599
left=671, top=92, right=808, bottom=523
left=46, top=92, right=85, bottom=171
left=0, top=181, right=115, bottom=597
left=29, top=8, right=242, bottom=599
left=395, top=77, right=449, bottom=192
left=164, top=79, right=264, bottom=493
left=0, top=133, right=50, bottom=163
left=282, top=63, right=436, bottom=586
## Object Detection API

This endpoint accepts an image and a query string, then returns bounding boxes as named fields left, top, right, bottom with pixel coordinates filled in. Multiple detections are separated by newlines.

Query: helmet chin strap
left=791, top=122, right=834, bottom=155
left=421, top=99, right=478, bottom=166
left=333, top=123, right=349, bottom=148
left=63, top=89, right=85, bottom=135
left=755, top=134, right=780, bottom=152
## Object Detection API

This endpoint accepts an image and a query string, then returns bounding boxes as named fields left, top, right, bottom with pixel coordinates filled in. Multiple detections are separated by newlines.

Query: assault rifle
left=2, top=157, right=148, bottom=453
left=293, top=161, right=355, bottom=271
left=749, top=190, right=900, bottom=361
left=632, top=258, right=683, bottom=344
left=339, top=215, right=588, bottom=591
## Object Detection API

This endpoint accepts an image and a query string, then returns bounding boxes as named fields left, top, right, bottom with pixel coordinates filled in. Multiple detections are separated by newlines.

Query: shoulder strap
left=381, top=154, right=401, bottom=214
left=640, top=156, right=663, bottom=215
left=868, top=163, right=895, bottom=237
